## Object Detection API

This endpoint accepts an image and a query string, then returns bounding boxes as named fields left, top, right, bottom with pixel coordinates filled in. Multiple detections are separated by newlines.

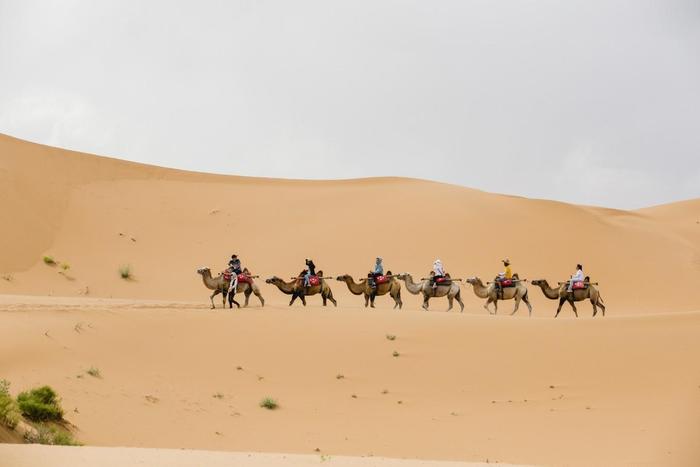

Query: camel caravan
left=197, top=255, right=605, bottom=317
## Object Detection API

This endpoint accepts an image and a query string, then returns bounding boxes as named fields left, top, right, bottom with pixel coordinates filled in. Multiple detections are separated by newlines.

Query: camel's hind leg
left=422, top=294, right=430, bottom=310
left=254, top=287, right=265, bottom=307
left=555, top=297, right=567, bottom=317
left=210, top=290, right=220, bottom=309
left=327, top=289, right=337, bottom=307
left=484, top=297, right=495, bottom=315
left=455, top=290, right=464, bottom=313
left=391, top=288, right=402, bottom=309
left=364, top=293, right=370, bottom=308
left=511, top=295, right=521, bottom=316
left=446, top=294, right=454, bottom=312
left=243, top=289, right=251, bottom=307
left=569, top=299, right=578, bottom=317
left=522, top=291, right=533, bottom=317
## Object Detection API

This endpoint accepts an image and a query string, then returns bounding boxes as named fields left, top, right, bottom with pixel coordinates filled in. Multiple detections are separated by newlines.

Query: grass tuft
left=0, top=380, right=20, bottom=429
left=86, top=367, right=101, bottom=378
left=212, top=393, right=224, bottom=399
left=26, top=424, right=80, bottom=446
left=118, top=265, right=132, bottom=280
left=392, top=351, right=400, bottom=357
left=386, top=334, right=396, bottom=341
left=42, top=256, right=56, bottom=265
left=60, top=263, right=70, bottom=271
left=259, top=397, right=278, bottom=410
left=17, top=386, right=64, bottom=422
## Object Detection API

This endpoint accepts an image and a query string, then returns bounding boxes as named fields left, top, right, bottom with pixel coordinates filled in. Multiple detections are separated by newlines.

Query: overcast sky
left=1, top=0, right=698, bottom=208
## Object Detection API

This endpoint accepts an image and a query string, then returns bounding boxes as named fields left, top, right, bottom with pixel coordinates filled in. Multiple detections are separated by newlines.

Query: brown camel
left=465, top=275, right=532, bottom=316
left=531, top=278, right=605, bottom=317
left=265, top=271, right=337, bottom=307
left=395, top=273, right=464, bottom=312
left=196, top=267, right=265, bottom=309
left=335, top=273, right=402, bottom=309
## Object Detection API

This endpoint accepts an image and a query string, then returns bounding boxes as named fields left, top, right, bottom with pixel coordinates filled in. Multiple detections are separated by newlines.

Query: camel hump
left=512, top=273, right=519, bottom=280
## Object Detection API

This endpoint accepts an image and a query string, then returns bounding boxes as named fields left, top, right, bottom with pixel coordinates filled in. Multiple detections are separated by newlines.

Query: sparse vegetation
left=392, top=351, right=400, bottom=357
left=259, top=397, right=278, bottom=410
left=212, top=393, right=224, bottom=399
left=336, top=374, right=345, bottom=380
left=386, top=334, right=396, bottom=341
left=60, top=263, right=70, bottom=271
left=1, top=274, right=12, bottom=282
left=43, top=256, right=56, bottom=265
left=118, top=265, right=132, bottom=280
left=17, top=386, right=64, bottom=422
left=86, top=367, right=101, bottom=378
left=26, top=424, right=80, bottom=446
left=0, top=380, right=20, bottom=429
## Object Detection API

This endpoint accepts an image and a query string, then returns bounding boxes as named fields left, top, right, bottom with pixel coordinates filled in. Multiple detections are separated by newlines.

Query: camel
left=465, top=275, right=532, bottom=316
left=265, top=271, right=337, bottom=307
left=196, top=267, right=265, bottom=309
left=531, top=278, right=605, bottom=317
left=395, top=273, right=464, bottom=312
left=335, top=273, right=402, bottom=309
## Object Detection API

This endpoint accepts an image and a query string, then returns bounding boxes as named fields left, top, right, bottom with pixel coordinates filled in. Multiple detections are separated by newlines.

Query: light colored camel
left=335, top=274, right=402, bottom=309
left=531, top=279, right=605, bottom=317
left=465, top=275, right=532, bottom=316
left=395, top=273, right=464, bottom=312
left=196, top=267, right=265, bottom=309
left=265, top=272, right=337, bottom=307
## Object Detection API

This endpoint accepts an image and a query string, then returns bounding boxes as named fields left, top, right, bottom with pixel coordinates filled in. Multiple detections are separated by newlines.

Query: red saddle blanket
left=374, top=275, right=389, bottom=285
left=572, top=281, right=586, bottom=290
left=308, top=275, right=321, bottom=286
left=435, top=277, right=448, bottom=284
left=222, top=272, right=252, bottom=284
left=500, top=279, right=514, bottom=287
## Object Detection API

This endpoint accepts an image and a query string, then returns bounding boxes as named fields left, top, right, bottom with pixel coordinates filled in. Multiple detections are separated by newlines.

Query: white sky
left=1, top=0, right=699, bottom=209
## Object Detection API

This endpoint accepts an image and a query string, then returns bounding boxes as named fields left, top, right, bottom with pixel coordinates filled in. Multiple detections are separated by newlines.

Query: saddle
left=308, top=275, right=321, bottom=286
left=374, top=275, right=390, bottom=285
left=572, top=281, right=587, bottom=290
left=223, top=271, right=251, bottom=284
left=500, top=279, right=515, bottom=288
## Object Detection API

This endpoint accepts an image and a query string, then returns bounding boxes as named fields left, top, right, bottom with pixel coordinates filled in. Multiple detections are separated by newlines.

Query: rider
left=495, top=258, right=513, bottom=296
left=368, top=257, right=384, bottom=290
left=432, top=259, right=445, bottom=289
left=567, top=264, right=584, bottom=292
left=303, top=258, right=316, bottom=288
left=227, top=254, right=242, bottom=292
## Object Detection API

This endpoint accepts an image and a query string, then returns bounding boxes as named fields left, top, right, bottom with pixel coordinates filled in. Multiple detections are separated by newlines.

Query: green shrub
left=0, top=380, right=20, bottom=429
left=26, top=424, right=80, bottom=446
left=17, top=386, right=64, bottom=422
left=86, top=367, right=101, bottom=378
left=259, top=397, right=278, bottom=410
left=42, top=256, right=56, bottom=265
left=119, top=265, right=132, bottom=279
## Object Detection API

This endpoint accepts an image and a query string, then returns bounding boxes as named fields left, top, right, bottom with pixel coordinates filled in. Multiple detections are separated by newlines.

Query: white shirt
left=433, top=261, right=445, bottom=276
left=571, top=269, right=584, bottom=282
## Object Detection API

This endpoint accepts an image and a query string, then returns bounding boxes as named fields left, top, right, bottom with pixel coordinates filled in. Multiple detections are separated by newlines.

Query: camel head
left=531, top=279, right=546, bottom=287
left=466, top=277, right=482, bottom=285
left=395, top=273, right=408, bottom=280
left=265, top=276, right=281, bottom=284
left=196, top=267, right=211, bottom=276
left=335, top=274, right=351, bottom=281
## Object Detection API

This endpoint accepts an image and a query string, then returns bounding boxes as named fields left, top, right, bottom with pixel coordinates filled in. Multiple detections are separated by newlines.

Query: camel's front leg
left=555, top=297, right=566, bottom=317
left=210, top=290, right=219, bottom=309
left=422, top=293, right=430, bottom=310
left=570, top=299, right=578, bottom=318
left=446, top=295, right=454, bottom=312
left=483, top=297, right=494, bottom=314
left=244, top=289, right=251, bottom=307
left=364, top=293, right=369, bottom=307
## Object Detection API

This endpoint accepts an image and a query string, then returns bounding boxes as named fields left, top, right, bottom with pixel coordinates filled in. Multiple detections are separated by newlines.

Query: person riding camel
left=368, top=257, right=384, bottom=290
left=227, top=254, right=242, bottom=292
left=432, top=259, right=445, bottom=289
left=495, top=258, right=513, bottom=297
left=567, top=264, right=584, bottom=292
left=303, top=259, right=317, bottom=288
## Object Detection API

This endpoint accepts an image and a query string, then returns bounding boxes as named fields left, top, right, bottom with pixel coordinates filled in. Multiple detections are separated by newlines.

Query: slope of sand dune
left=1, top=134, right=700, bottom=466
left=2, top=133, right=700, bottom=314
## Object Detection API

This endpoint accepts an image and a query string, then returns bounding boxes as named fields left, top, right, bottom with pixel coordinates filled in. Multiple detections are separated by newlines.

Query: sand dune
left=2, top=133, right=700, bottom=314
left=1, top=134, right=700, bottom=466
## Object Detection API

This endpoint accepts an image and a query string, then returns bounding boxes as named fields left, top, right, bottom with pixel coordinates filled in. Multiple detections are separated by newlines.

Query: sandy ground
left=1, top=134, right=700, bottom=465
left=0, top=444, right=527, bottom=467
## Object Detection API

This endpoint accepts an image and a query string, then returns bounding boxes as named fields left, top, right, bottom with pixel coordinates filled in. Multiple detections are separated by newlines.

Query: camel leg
left=422, top=293, right=430, bottom=310
left=483, top=297, right=494, bottom=315
left=555, top=297, right=566, bottom=317
left=493, top=299, right=498, bottom=315
left=328, top=289, right=337, bottom=307
left=391, top=288, right=401, bottom=309
left=456, top=290, right=465, bottom=313
left=254, top=289, right=265, bottom=307
left=301, top=294, right=307, bottom=306
left=569, top=299, right=578, bottom=318
left=511, top=296, right=521, bottom=316
left=446, top=294, right=453, bottom=312
left=598, top=299, right=606, bottom=317
left=364, top=293, right=369, bottom=308
left=210, top=290, right=219, bottom=309
left=244, top=289, right=251, bottom=307
left=523, top=292, right=533, bottom=317
left=370, top=292, right=376, bottom=308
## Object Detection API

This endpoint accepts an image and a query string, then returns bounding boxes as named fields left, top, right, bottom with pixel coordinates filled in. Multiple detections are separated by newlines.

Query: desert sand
left=1, top=134, right=699, bottom=466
